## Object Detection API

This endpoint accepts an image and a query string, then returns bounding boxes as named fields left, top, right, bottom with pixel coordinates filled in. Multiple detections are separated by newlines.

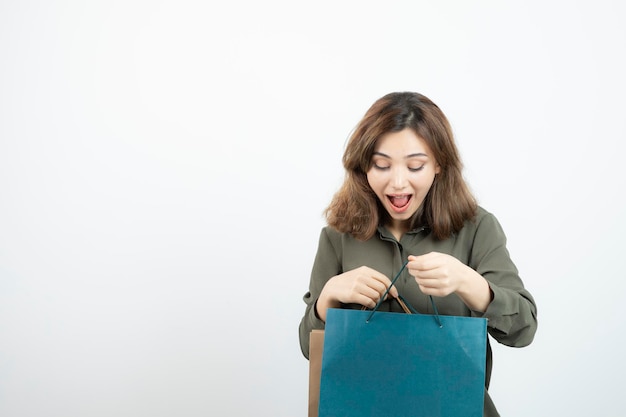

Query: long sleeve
left=468, top=212, right=538, bottom=347
left=298, top=228, right=343, bottom=359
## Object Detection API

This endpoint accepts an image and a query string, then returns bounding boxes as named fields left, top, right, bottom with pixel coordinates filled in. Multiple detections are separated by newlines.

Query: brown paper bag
left=308, top=329, right=324, bottom=417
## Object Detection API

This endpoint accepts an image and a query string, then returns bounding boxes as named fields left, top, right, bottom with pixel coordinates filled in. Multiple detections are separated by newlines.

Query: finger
left=415, top=277, right=440, bottom=289
left=415, top=275, right=453, bottom=293
left=417, top=283, right=450, bottom=298
left=358, top=279, right=397, bottom=307
left=363, top=274, right=385, bottom=289
left=411, top=268, right=439, bottom=280
left=416, top=283, right=441, bottom=297
left=352, top=282, right=383, bottom=306
left=408, top=253, right=440, bottom=271
left=386, top=285, right=399, bottom=299
left=385, top=283, right=399, bottom=298
left=369, top=272, right=398, bottom=298
left=360, top=284, right=382, bottom=301
left=355, top=294, right=377, bottom=309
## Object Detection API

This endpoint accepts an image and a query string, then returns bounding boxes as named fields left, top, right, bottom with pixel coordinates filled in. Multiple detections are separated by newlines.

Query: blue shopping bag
left=319, top=300, right=487, bottom=417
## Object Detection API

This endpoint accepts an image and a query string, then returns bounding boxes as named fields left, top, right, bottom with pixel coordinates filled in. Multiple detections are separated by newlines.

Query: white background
left=1, top=1, right=625, bottom=416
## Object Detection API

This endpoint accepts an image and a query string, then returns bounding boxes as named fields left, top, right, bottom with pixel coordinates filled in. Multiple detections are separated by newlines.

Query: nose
left=391, top=167, right=408, bottom=190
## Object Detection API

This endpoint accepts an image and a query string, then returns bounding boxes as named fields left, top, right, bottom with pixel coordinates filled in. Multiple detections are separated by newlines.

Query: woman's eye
left=409, top=165, right=425, bottom=172
left=374, top=164, right=390, bottom=170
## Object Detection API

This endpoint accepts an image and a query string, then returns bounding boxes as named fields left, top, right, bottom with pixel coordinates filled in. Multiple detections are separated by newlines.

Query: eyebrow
left=372, top=151, right=429, bottom=159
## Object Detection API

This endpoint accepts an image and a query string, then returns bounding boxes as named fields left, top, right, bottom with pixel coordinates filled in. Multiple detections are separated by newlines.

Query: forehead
left=373, top=129, right=431, bottom=156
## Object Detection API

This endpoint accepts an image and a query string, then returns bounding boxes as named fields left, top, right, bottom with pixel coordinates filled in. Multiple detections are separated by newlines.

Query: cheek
left=366, top=171, right=375, bottom=188
left=407, top=175, right=432, bottom=195
left=366, top=171, right=382, bottom=193
left=418, top=176, right=436, bottom=194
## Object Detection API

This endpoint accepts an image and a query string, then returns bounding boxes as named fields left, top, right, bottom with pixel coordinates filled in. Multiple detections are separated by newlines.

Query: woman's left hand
left=407, top=252, right=471, bottom=297
left=407, top=252, right=493, bottom=312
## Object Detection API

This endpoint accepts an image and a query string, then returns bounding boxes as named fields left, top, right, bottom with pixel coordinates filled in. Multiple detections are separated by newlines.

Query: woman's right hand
left=315, top=266, right=399, bottom=322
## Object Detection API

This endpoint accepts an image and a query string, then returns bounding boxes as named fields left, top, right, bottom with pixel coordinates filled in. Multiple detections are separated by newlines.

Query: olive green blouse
left=298, top=206, right=538, bottom=417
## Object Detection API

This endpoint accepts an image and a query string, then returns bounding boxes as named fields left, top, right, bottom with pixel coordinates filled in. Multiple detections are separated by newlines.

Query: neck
left=387, top=220, right=409, bottom=241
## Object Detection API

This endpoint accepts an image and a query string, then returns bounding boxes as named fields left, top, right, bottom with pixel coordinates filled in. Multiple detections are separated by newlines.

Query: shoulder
left=319, top=225, right=380, bottom=251
left=460, top=206, right=509, bottom=246
left=455, top=206, right=506, bottom=239
left=475, top=205, right=493, bottom=220
left=320, top=225, right=344, bottom=241
left=474, top=206, right=505, bottom=230
left=318, top=226, right=349, bottom=252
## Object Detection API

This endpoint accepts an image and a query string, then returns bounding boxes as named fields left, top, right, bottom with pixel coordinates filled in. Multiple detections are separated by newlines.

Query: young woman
left=298, top=91, right=538, bottom=416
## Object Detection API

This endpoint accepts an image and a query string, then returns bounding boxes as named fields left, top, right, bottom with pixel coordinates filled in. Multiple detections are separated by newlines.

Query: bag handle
left=366, top=260, right=443, bottom=328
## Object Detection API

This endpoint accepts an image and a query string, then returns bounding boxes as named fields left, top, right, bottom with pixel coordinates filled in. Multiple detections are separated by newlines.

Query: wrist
left=316, top=290, right=340, bottom=323
left=456, top=267, right=491, bottom=313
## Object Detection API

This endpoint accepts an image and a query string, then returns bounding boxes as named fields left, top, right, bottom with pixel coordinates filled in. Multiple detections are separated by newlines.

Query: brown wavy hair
left=324, top=92, right=477, bottom=241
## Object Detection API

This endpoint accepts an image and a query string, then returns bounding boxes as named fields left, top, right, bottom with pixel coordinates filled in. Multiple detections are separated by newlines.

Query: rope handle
left=360, top=294, right=414, bottom=313
left=365, top=260, right=443, bottom=328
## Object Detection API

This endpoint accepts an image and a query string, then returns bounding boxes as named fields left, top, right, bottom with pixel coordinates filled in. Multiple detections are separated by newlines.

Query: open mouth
left=387, top=194, right=412, bottom=210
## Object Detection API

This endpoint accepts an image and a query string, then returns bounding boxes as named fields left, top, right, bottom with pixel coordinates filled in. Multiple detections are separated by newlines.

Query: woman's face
left=366, top=128, right=440, bottom=235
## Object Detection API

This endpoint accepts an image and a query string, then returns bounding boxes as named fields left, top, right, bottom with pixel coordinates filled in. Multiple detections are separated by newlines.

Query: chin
left=387, top=210, right=416, bottom=222
left=386, top=203, right=418, bottom=219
